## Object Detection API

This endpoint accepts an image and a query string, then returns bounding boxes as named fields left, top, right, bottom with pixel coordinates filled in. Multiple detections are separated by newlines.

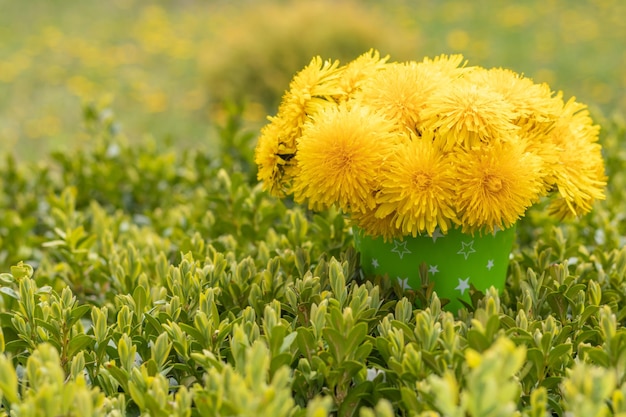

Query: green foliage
left=1, top=1, right=625, bottom=414
left=0, top=105, right=626, bottom=416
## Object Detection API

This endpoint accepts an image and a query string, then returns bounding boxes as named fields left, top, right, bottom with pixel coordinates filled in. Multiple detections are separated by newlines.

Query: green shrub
left=0, top=104, right=625, bottom=416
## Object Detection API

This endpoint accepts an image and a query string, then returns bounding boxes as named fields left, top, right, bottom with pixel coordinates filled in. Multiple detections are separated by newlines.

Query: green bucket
left=353, top=226, right=516, bottom=312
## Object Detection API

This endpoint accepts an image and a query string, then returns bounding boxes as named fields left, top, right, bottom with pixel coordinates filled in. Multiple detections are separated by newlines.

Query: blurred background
left=1, top=0, right=624, bottom=161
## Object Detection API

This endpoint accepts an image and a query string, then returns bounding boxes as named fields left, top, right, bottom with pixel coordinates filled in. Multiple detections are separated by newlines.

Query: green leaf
left=540, top=376, right=563, bottom=390
left=68, top=334, right=94, bottom=357
left=546, top=292, right=571, bottom=321
left=179, top=323, right=206, bottom=347
left=133, top=285, right=147, bottom=317
left=280, top=331, right=297, bottom=354
left=106, top=365, right=130, bottom=394
left=466, top=329, right=491, bottom=352
left=69, top=304, right=92, bottom=328
left=400, top=386, right=421, bottom=411
left=485, top=314, right=501, bottom=340
left=579, top=305, right=600, bottom=324
left=34, top=318, right=59, bottom=335
left=581, top=346, right=610, bottom=367
left=0, top=287, right=20, bottom=300
left=526, top=348, right=545, bottom=379
left=296, top=327, right=317, bottom=362
left=323, top=324, right=366, bottom=364
left=270, top=352, right=293, bottom=375
left=547, top=344, right=572, bottom=369
left=143, top=313, right=164, bottom=337
left=0, top=274, right=14, bottom=284
left=0, top=355, right=19, bottom=403
left=5, top=338, right=30, bottom=353
left=338, top=381, right=373, bottom=416
left=151, top=332, right=172, bottom=371
left=10, top=262, right=33, bottom=281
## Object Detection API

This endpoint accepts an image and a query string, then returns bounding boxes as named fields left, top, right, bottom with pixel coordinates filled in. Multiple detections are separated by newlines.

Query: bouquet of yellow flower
left=254, top=50, right=606, bottom=240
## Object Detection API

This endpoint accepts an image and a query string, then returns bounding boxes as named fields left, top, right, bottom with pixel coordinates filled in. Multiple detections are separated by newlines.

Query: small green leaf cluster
left=0, top=107, right=624, bottom=416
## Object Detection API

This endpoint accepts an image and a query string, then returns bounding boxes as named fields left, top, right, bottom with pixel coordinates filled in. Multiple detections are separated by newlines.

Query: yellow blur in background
left=0, top=0, right=624, bottom=160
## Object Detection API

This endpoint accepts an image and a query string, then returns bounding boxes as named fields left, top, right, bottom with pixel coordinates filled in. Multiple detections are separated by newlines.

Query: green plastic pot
left=353, top=225, right=516, bottom=312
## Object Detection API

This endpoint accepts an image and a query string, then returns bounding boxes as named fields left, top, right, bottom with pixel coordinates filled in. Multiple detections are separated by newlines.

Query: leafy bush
left=0, top=103, right=625, bottom=416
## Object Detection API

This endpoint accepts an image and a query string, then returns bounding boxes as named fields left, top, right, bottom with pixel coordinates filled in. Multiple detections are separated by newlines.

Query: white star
left=391, top=240, right=411, bottom=259
left=372, top=258, right=380, bottom=269
left=365, top=367, right=385, bottom=381
left=397, top=276, right=411, bottom=290
left=455, top=277, right=470, bottom=295
left=431, top=228, right=444, bottom=243
left=457, top=240, right=476, bottom=260
left=486, top=259, right=494, bottom=270
left=428, top=265, right=439, bottom=275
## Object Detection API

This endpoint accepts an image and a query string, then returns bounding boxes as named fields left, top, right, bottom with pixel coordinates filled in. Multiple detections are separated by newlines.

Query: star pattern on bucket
left=431, top=228, right=444, bottom=243
left=397, top=276, right=411, bottom=290
left=391, top=240, right=411, bottom=259
left=457, top=240, right=476, bottom=260
left=357, top=226, right=515, bottom=311
left=455, top=277, right=470, bottom=295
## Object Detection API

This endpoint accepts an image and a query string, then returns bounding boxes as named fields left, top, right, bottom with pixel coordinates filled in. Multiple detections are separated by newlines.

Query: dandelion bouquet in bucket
left=254, top=50, right=606, bottom=311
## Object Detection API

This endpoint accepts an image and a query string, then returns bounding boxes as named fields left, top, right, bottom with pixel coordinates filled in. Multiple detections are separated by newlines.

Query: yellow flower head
left=355, top=61, right=446, bottom=133
left=351, top=206, right=400, bottom=242
left=254, top=117, right=300, bottom=196
left=255, top=52, right=606, bottom=239
left=335, top=49, right=389, bottom=101
left=547, top=98, right=606, bottom=218
left=452, top=139, right=544, bottom=233
left=376, top=132, right=458, bottom=236
left=418, top=54, right=469, bottom=79
left=274, top=56, right=343, bottom=139
left=292, top=104, right=401, bottom=213
left=256, top=56, right=343, bottom=195
left=420, top=78, right=519, bottom=150
left=466, top=67, right=562, bottom=128
left=286, top=56, right=343, bottom=105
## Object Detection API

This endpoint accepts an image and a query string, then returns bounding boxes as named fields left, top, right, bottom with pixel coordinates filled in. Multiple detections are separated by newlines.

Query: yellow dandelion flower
left=547, top=98, right=606, bottom=217
left=292, top=105, right=401, bottom=213
left=552, top=98, right=601, bottom=144
left=255, top=52, right=607, bottom=239
left=335, top=49, right=389, bottom=101
left=420, top=78, right=519, bottom=150
left=466, top=67, right=562, bottom=127
left=375, top=133, right=458, bottom=236
left=514, top=91, right=566, bottom=191
left=255, top=123, right=282, bottom=190
left=515, top=130, right=560, bottom=196
left=254, top=116, right=301, bottom=196
left=274, top=56, right=343, bottom=139
left=257, top=56, right=344, bottom=195
left=452, top=139, right=544, bottom=233
left=417, top=54, right=470, bottom=80
left=355, top=61, right=449, bottom=133
left=351, top=206, right=401, bottom=242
